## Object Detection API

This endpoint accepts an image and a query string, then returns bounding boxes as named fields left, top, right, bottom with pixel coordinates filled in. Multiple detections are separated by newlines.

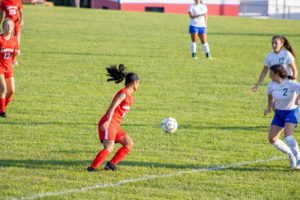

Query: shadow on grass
left=1, top=120, right=268, bottom=132
left=34, top=51, right=164, bottom=59
left=0, top=121, right=96, bottom=126
left=209, top=32, right=300, bottom=37
left=0, top=159, right=291, bottom=172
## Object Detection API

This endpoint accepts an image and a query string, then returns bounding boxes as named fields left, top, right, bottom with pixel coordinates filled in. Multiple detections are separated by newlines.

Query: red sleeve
left=19, top=0, right=23, bottom=10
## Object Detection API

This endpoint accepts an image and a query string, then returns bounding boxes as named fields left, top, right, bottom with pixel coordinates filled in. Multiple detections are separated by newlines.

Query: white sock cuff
left=285, top=135, right=294, bottom=142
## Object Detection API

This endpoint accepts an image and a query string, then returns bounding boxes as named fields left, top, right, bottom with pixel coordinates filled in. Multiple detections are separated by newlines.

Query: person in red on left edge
left=0, top=19, right=19, bottom=118
left=87, top=64, right=139, bottom=172
left=0, top=0, right=23, bottom=65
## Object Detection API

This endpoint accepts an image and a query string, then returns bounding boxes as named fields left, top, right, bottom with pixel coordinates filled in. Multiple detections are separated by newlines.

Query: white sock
left=272, top=139, right=294, bottom=157
left=285, top=135, right=300, bottom=160
left=202, top=43, right=210, bottom=54
left=191, top=42, right=196, bottom=54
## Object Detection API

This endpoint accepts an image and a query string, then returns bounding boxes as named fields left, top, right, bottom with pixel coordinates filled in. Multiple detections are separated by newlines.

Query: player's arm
left=264, top=94, right=273, bottom=115
left=19, top=9, right=23, bottom=27
left=289, top=61, right=297, bottom=80
left=189, top=11, right=205, bottom=18
left=204, top=13, right=207, bottom=28
left=100, top=93, right=126, bottom=131
left=252, top=66, right=269, bottom=92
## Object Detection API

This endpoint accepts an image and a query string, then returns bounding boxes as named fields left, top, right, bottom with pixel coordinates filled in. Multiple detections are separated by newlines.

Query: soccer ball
left=161, top=117, right=178, bottom=133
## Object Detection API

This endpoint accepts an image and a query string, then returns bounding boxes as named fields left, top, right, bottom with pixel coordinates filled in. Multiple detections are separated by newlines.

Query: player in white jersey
left=252, top=35, right=297, bottom=92
left=264, top=65, right=300, bottom=170
left=188, top=0, right=212, bottom=60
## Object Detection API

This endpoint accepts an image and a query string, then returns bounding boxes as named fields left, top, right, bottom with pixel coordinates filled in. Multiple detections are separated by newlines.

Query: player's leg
left=189, top=26, right=198, bottom=59
left=105, top=130, right=133, bottom=171
left=88, top=139, right=114, bottom=171
left=0, top=74, right=7, bottom=117
left=5, top=77, right=15, bottom=108
left=199, top=32, right=211, bottom=59
left=269, top=125, right=295, bottom=168
left=87, top=123, right=117, bottom=172
left=284, top=108, right=300, bottom=169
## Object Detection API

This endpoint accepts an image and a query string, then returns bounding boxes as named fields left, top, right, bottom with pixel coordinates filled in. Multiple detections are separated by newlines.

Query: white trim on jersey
left=105, top=128, right=108, bottom=140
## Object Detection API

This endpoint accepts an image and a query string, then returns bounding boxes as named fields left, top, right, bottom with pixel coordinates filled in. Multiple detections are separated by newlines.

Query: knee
left=125, top=141, right=134, bottom=150
left=268, top=137, right=277, bottom=144
left=6, top=89, right=14, bottom=98
left=105, top=144, right=114, bottom=153
left=0, top=87, right=7, bottom=96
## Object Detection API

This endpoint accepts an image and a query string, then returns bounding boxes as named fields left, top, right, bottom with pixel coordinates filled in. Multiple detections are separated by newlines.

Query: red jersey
left=102, top=88, right=133, bottom=125
left=0, top=0, right=23, bottom=24
left=0, top=34, right=18, bottom=71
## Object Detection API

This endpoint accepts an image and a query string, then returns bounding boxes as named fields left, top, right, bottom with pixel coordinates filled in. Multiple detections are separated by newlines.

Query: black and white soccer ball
left=161, top=117, right=178, bottom=133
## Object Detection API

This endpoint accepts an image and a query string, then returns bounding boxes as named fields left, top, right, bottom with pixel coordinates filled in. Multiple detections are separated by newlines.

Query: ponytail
left=272, top=35, right=296, bottom=58
left=106, top=64, right=127, bottom=84
left=282, top=36, right=296, bottom=58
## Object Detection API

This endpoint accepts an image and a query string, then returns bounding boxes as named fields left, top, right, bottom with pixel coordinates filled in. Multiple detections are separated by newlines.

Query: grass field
left=1, top=5, right=300, bottom=199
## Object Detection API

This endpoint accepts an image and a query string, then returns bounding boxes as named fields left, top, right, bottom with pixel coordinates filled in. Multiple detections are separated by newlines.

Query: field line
left=13, top=156, right=284, bottom=200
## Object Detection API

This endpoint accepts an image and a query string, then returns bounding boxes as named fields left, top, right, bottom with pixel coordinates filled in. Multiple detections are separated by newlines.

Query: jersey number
left=283, top=88, right=288, bottom=96
left=3, top=53, right=11, bottom=60
left=279, top=57, right=284, bottom=64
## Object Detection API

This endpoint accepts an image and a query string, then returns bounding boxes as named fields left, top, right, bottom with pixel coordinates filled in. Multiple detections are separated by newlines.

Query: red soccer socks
left=90, top=149, right=111, bottom=169
left=110, top=146, right=130, bottom=165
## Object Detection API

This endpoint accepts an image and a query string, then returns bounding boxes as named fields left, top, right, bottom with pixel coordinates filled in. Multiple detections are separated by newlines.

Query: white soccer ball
left=161, top=117, right=178, bottom=133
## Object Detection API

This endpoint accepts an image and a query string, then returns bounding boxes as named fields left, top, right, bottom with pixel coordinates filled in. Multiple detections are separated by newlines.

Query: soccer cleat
left=207, top=56, right=213, bottom=60
left=0, top=112, right=7, bottom=118
left=294, top=160, right=300, bottom=170
left=87, top=167, right=97, bottom=172
left=104, top=162, right=117, bottom=171
left=289, top=155, right=297, bottom=168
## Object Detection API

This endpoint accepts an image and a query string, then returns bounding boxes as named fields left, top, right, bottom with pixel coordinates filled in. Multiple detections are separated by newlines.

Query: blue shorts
left=271, top=107, right=299, bottom=128
left=189, top=25, right=206, bottom=34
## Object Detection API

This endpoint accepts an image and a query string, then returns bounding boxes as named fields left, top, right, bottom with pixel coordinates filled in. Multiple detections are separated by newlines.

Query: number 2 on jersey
left=283, top=88, right=288, bottom=96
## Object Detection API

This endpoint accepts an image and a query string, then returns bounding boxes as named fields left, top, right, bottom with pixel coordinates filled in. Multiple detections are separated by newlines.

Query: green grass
left=1, top=5, right=300, bottom=199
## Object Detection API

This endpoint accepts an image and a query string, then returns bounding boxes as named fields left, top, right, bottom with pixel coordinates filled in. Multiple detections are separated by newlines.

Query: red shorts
left=15, top=23, right=21, bottom=35
left=98, top=118, right=127, bottom=142
left=0, top=67, right=13, bottom=79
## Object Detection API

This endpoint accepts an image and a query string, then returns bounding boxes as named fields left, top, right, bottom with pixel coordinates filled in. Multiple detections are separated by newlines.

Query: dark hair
left=270, top=64, right=289, bottom=79
left=272, top=35, right=296, bottom=58
left=106, top=64, right=139, bottom=85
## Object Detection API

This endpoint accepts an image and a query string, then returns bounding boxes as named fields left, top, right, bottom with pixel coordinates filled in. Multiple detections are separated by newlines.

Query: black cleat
left=87, top=167, right=97, bottom=172
left=0, top=112, right=7, bottom=118
left=104, top=162, right=117, bottom=171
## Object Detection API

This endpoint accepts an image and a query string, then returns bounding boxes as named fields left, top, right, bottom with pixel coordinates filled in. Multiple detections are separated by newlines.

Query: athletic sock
left=272, top=139, right=294, bottom=157
left=0, top=98, right=5, bottom=113
left=110, top=146, right=130, bottom=165
left=191, top=42, right=196, bottom=54
left=202, top=43, right=210, bottom=55
left=90, top=149, right=111, bottom=169
left=5, top=97, right=11, bottom=107
left=285, top=135, right=300, bottom=160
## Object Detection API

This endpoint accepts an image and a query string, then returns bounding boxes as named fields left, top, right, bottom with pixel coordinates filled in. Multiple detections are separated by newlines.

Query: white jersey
left=266, top=79, right=300, bottom=110
left=188, top=4, right=207, bottom=27
left=264, top=50, right=295, bottom=76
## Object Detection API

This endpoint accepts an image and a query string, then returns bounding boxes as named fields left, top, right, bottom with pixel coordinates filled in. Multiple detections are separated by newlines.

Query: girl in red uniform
left=0, top=0, right=23, bottom=65
left=87, top=64, right=139, bottom=172
left=0, top=18, right=19, bottom=117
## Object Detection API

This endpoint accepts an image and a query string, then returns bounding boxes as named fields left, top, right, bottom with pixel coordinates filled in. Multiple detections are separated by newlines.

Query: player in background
left=0, top=19, right=20, bottom=117
left=252, top=35, right=297, bottom=92
left=264, top=65, right=300, bottom=170
left=0, top=0, right=23, bottom=65
left=87, top=64, right=139, bottom=172
left=188, top=0, right=212, bottom=60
